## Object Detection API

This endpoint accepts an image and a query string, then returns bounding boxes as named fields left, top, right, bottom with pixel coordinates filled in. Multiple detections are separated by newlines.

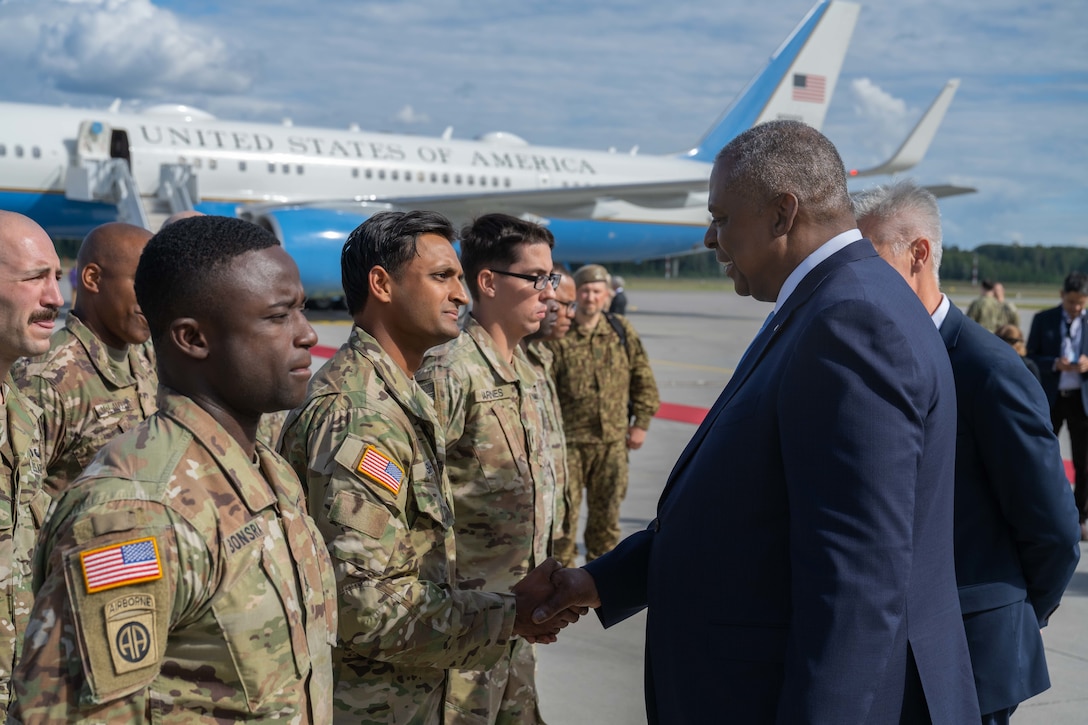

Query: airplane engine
left=244, top=206, right=390, bottom=303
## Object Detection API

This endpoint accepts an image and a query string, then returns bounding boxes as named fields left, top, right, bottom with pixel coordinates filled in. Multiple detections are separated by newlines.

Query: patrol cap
left=574, top=264, right=610, bottom=287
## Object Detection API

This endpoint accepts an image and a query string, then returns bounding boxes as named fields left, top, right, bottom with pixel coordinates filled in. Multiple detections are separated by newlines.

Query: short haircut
left=459, top=213, right=555, bottom=300
left=715, top=120, right=851, bottom=223
left=1063, top=271, right=1088, bottom=296
left=979, top=279, right=996, bottom=292
left=135, top=215, right=277, bottom=340
left=341, top=210, right=455, bottom=315
left=852, top=179, right=944, bottom=278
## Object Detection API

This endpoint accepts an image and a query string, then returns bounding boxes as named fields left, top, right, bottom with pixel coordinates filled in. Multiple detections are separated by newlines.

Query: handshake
left=511, top=557, right=601, bottom=644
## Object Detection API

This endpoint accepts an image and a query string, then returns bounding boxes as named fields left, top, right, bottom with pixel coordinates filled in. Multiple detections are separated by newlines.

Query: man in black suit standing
left=857, top=180, right=1080, bottom=724
left=528, top=121, right=979, bottom=724
left=1028, top=271, right=1088, bottom=542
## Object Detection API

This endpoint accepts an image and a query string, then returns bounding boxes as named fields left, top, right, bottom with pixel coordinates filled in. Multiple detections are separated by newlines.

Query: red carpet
left=310, top=344, right=1076, bottom=484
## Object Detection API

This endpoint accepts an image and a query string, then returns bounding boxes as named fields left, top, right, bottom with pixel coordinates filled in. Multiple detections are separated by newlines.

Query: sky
left=0, top=0, right=1084, bottom=249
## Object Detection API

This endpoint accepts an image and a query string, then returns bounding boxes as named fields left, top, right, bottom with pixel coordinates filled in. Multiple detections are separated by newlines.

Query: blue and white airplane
left=0, top=1, right=962, bottom=301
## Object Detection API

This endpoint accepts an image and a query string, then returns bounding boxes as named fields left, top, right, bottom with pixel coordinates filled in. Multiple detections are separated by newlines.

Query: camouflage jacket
left=524, top=340, right=568, bottom=541
left=546, top=313, right=660, bottom=444
left=965, top=295, right=1017, bottom=333
left=416, top=317, right=557, bottom=594
left=10, top=387, right=337, bottom=724
left=13, top=312, right=157, bottom=497
left=0, top=382, right=47, bottom=719
left=279, top=327, right=515, bottom=724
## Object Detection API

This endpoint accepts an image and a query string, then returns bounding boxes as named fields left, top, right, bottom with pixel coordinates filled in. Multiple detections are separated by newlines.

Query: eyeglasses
left=556, top=300, right=577, bottom=314
left=489, top=269, right=561, bottom=291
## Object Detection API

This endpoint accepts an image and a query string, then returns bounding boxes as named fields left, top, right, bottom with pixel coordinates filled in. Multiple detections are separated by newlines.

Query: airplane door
left=110, top=129, right=132, bottom=169
left=75, top=120, right=113, bottom=162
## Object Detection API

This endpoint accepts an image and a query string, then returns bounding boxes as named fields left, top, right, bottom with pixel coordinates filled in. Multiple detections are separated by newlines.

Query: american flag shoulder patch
left=356, top=445, right=405, bottom=495
left=80, top=537, right=163, bottom=594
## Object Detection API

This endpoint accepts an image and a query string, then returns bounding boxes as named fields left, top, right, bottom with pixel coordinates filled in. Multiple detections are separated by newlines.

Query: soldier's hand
left=512, top=558, right=587, bottom=644
left=626, top=426, right=647, bottom=450
left=531, top=565, right=601, bottom=627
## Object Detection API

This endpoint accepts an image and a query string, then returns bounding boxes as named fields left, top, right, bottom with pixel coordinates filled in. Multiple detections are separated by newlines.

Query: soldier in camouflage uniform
left=522, top=271, right=576, bottom=567
left=0, top=211, right=63, bottom=719
left=14, top=222, right=157, bottom=498
left=416, top=214, right=562, bottom=725
left=547, top=264, right=660, bottom=564
left=280, top=211, right=575, bottom=724
left=11, top=216, right=337, bottom=723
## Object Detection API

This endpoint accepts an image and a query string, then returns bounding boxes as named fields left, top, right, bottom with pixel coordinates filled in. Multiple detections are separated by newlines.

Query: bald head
left=0, top=212, right=64, bottom=371
left=160, top=210, right=205, bottom=230
left=75, top=222, right=153, bottom=348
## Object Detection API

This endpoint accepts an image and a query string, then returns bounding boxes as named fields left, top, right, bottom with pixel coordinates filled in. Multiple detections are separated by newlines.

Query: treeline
left=604, top=245, right=1088, bottom=284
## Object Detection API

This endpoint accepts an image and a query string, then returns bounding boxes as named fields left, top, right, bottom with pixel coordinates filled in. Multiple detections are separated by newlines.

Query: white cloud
left=0, top=0, right=258, bottom=98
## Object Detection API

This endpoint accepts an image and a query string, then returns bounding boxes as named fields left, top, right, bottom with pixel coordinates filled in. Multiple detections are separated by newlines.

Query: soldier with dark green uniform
left=280, top=211, right=575, bottom=724
left=11, top=216, right=337, bottom=722
left=417, top=214, right=561, bottom=725
left=0, top=211, right=63, bottom=719
left=547, top=264, right=659, bottom=564
left=14, top=222, right=158, bottom=498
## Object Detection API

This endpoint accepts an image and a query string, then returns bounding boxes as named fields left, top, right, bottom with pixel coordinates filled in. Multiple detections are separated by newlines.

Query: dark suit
left=1027, top=305, right=1088, bottom=523
left=609, top=289, right=628, bottom=315
left=586, top=240, right=979, bottom=723
left=940, top=304, right=1080, bottom=718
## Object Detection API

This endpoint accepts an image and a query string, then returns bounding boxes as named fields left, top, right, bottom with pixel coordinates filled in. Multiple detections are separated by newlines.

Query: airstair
left=63, top=119, right=199, bottom=231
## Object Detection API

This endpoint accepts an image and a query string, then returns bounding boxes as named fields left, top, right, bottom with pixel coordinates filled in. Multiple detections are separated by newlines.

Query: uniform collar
left=65, top=312, right=138, bottom=388
left=155, top=387, right=277, bottom=513
left=348, top=326, right=439, bottom=428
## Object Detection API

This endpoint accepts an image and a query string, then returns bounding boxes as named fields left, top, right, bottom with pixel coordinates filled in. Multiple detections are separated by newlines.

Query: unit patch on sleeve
left=356, top=445, right=405, bottom=495
left=80, top=537, right=163, bottom=594
left=105, top=593, right=158, bottom=674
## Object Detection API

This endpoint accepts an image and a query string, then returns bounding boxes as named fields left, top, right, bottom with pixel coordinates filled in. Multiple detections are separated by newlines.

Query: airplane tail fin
left=683, top=0, right=860, bottom=163
left=848, top=79, right=960, bottom=178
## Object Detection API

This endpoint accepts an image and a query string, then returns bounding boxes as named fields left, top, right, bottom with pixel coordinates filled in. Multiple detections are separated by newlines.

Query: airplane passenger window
left=32, top=146, right=41, bottom=158
left=352, top=168, right=359, bottom=178
left=467, top=176, right=474, bottom=186
left=282, top=164, right=290, bottom=174
left=239, top=161, right=247, bottom=171
left=378, top=170, right=386, bottom=180
left=431, top=173, right=438, bottom=183
left=0, top=145, right=6, bottom=157
left=417, top=171, right=425, bottom=182
left=15, top=145, right=23, bottom=158
left=268, top=163, right=276, bottom=173
left=504, top=178, right=511, bottom=188
left=492, top=177, right=499, bottom=187
left=442, top=173, right=449, bottom=184
left=209, top=159, right=217, bottom=170
left=391, top=170, right=399, bottom=180
left=455, top=174, right=462, bottom=185
left=297, top=165, right=304, bottom=175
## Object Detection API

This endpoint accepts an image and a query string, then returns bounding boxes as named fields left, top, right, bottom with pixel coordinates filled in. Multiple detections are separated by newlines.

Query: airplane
left=0, top=1, right=965, bottom=302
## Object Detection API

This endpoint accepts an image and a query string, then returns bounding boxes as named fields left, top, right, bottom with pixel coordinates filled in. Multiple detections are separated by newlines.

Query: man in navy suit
left=1027, top=271, right=1088, bottom=542
left=856, top=180, right=1080, bottom=724
left=529, top=121, right=979, bottom=723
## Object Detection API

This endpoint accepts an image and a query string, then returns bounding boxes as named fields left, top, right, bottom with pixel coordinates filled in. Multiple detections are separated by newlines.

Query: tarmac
left=303, top=287, right=1087, bottom=723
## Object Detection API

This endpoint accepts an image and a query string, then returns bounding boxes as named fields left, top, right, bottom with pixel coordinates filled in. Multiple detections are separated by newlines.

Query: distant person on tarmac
left=608, top=274, right=627, bottom=315
left=967, top=278, right=1018, bottom=332
left=1027, top=271, right=1088, bottom=543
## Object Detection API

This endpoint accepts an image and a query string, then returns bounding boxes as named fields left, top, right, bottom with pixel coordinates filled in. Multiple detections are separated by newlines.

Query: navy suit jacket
left=940, top=304, right=1080, bottom=714
left=1026, top=304, right=1088, bottom=412
left=586, top=241, right=980, bottom=724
